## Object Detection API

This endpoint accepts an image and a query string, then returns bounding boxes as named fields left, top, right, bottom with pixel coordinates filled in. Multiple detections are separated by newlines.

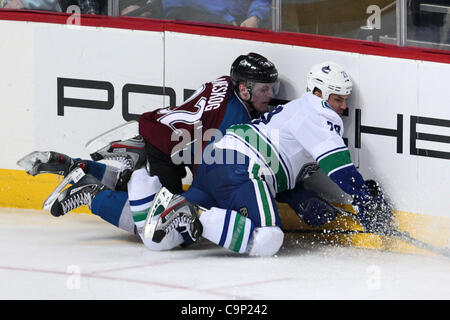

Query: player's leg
left=17, top=151, right=88, bottom=177
left=199, top=161, right=284, bottom=256
left=89, top=135, right=146, bottom=171
left=77, top=161, right=187, bottom=240
left=87, top=146, right=191, bottom=247
left=85, top=120, right=147, bottom=190
left=90, top=188, right=136, bottom=234
left=84, top=160, right=122, bottom=190
left=44, top=163, right=182, bottom=240
left=145, top=142, right=187, bottom=194
left=140, top=163, right=222, bottom=251
left=127, top=168, right=161, bottom=231
left=127, top=166, right=209, bottom=250
left=17, top=151, right=129, bottom=190
left=89, top=135, right=147, bottom=191
left=147, top=199, right=283, bottom=256
left=88, top=139, right=187, bottom=240
left=146, top=161, right=284, bottom=256
left=139, top=163, right=219, bottom=250
left=42, top=167, right=135, bottom=233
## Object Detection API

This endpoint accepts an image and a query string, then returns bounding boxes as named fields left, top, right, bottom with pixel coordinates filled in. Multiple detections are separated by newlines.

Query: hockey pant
left=183, top=159, right=284, bottom=256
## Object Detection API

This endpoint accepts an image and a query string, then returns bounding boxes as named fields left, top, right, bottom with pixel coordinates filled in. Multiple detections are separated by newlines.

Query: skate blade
left=142, top=187, right=174, bottom=239
left=42, top=167, right=86, bottom=210
left=16, top=151, right=51, bottom=176
left=85, top=121, right=139, bottom=155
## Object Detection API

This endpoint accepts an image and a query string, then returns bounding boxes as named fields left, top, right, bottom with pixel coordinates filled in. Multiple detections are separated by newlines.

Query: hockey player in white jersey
left=144, top=61, right=392, bottom=256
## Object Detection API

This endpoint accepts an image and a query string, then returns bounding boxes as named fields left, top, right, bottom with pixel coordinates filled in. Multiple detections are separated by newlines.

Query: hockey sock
left=199, top=207, right=255, bottom=254
left=90, top=189, right=135, bottom=233
left=83, top=160, right=121, bottom=190
left=127, top=168, right=162, bottom=233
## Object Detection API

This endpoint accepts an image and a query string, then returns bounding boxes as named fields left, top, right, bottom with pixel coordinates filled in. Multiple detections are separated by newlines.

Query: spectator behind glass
left=162, top=0, right=270, bottom=28
left=1, top=0, right=61, bottom=11
left=121, top=0, right=162, bottom=17
left=1, top=0, right=104, bottom=14
left=59, top=0, right=105, bottom=14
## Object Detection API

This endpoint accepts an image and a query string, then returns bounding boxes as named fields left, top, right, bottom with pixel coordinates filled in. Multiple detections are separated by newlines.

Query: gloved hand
left=277, top=183, right=338, bottom=227
left=177, top=218, right=203, bottom=248
left=353, top=180, right=394, bottom=234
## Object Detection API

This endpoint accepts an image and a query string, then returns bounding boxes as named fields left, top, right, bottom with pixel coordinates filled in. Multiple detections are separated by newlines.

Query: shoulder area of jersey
left=210, top=75, right=232, bottom=84
left=200, top=75, right=233, bottom=92
left=297, top=92, right=342, bottom=120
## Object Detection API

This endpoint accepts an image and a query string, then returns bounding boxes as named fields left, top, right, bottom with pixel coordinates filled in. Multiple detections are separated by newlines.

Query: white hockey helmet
left=306, top=62, right=353, bottom=101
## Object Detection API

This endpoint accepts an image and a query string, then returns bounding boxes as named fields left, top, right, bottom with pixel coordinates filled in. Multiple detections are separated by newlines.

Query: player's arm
left=296, top=115, right=390, bottom=232
left=317, top=154, right=392, bottom=233
left=246, top=0, right=270, bottom=23
left=316, top=146, right=368, bottom=198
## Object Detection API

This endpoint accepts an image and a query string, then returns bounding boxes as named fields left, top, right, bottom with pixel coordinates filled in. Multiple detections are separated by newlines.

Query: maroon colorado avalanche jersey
left=139, top=76, right=251, bottom=163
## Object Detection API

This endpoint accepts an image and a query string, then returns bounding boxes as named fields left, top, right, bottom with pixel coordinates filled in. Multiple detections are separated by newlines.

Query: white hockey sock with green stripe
left=127, top=168, right=184, bottom=250
left=199, top=207, right=255, bottom=254
left=128, top=168, right=162, bottom=232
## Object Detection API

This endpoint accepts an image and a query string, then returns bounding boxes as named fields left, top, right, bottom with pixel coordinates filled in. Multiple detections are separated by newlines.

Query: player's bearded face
left=327, top=94, right=349, bottom=117
left=250, top=82, right=276, bottom=113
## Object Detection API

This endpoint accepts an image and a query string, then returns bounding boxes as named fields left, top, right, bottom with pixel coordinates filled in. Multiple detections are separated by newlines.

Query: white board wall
left=0, top=19, right=449, bottom=218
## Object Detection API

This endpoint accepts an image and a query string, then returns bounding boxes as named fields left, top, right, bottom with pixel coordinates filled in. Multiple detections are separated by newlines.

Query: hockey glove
left=353, top=180, right=394, bottom=234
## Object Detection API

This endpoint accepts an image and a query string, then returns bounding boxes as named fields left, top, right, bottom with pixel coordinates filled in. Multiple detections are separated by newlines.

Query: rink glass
left=0, top=0, right=447, bottom=50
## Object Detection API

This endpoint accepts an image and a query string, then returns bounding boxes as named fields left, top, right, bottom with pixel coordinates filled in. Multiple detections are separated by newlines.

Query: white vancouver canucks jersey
left=214, top=92, right=353, bottom=196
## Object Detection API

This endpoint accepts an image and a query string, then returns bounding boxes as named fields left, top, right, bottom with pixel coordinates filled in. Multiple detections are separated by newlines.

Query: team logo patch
left=322, top=65, right=331, bottom=74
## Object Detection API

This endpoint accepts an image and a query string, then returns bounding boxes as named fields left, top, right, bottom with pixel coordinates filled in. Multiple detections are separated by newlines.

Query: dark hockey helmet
left=230, top=53, right=278, bottom=94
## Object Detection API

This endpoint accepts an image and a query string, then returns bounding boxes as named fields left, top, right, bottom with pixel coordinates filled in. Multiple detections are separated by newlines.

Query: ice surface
left=1, top=208, right=449, bottom=300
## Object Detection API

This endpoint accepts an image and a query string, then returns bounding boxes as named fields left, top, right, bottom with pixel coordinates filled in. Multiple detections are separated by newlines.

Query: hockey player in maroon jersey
left=18, top=53, right=280, bottom=248
left=136, top=53, right=278, bottom=194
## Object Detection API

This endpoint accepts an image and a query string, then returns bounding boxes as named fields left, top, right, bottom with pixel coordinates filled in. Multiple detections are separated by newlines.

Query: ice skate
left=143, top=187, right=203, bottom=244
left=17, top=151, right=87, bottom=177
left=43, top=167, right=108, bottom=217
left=85, top=121, right=145, bottom=171
left=89, top=135, right=146, bottom=172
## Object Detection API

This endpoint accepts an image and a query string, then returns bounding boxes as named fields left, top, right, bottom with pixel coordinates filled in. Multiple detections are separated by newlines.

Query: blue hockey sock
left=82, top=159, right=120, bottom=190
left=91, top=189, right=129, bottom=230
